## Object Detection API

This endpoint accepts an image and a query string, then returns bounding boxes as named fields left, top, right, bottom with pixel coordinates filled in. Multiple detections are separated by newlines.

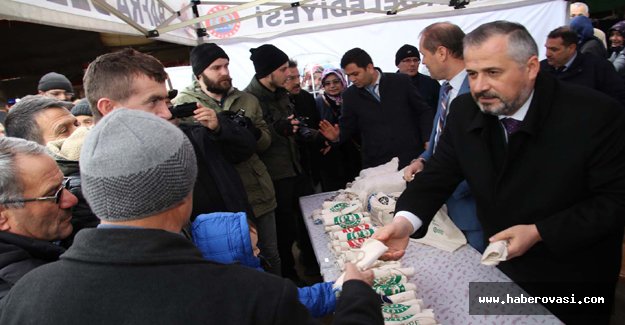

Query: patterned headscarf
left=320, top=68, right=347, bottom=105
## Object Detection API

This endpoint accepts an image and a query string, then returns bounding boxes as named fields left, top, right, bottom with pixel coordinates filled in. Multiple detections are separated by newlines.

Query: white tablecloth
left=299, top=192, right=562, bottom=325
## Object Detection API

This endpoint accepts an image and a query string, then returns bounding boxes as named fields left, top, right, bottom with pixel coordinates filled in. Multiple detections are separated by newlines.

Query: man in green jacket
left=173, top=43, right=280, bottom=276
left=244, top=45, right=317, bottom=282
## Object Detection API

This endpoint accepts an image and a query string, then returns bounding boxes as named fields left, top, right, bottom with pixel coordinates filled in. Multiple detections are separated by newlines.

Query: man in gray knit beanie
left=0, top=109, right=384, bottom=325
left=80, top=108, right=197, bottom=223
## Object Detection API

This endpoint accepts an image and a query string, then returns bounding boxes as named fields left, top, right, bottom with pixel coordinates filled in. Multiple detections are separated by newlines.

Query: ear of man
left=0, top=208, right=12, bottom=232
left=96, top=98, right=117, bottom=117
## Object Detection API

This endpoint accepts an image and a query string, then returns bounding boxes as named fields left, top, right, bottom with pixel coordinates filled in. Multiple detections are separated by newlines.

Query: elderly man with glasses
left=0, top=137, right=78, bottom=299
left=395, top=44, right=441, bottom=112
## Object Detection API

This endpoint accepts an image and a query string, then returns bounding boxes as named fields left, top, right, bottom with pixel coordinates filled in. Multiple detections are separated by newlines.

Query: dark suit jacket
left=402, top=71, right=440, bottom=111
left=540, top=51, right=625, bottom=108
left=396, top=73, right=625, bottom=314
left=339, top=70, right=434, bottom=169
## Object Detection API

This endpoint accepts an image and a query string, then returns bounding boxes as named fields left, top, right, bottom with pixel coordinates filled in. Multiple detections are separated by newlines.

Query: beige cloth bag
left=413, top=207, right=467, bottom=252
left=481, top=240, right=508, bottom=266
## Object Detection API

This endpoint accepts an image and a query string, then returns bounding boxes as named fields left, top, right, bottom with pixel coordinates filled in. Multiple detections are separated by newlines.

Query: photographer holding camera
left=282, top=59, right=326, bottom=277
left=173, top=43, right=282, bottom=277
left=243, top=44, right=319, bottom=282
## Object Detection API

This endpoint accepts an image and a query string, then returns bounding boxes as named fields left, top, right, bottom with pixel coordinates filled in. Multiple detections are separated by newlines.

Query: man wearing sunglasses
left=0, top=137, right=78, bottom=299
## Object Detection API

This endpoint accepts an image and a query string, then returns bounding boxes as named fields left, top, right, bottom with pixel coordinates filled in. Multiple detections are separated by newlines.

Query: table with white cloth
left=299, top=191, right=562, bottom=325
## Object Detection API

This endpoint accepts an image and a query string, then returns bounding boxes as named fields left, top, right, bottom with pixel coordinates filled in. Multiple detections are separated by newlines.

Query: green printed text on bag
left=346, top=228, right=375, bottom=240
left=332, top=213, right=362, bottom=227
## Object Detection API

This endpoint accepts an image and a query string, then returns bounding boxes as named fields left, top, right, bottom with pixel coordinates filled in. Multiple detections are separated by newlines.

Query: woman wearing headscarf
left=608, top=20, right=625, bottom=78
left=570, top=15, right=608, bottom=59
left=316, top=68, right=361, bottom=191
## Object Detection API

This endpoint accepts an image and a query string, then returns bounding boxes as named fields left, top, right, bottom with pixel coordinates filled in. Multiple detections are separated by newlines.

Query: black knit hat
left=71, top=98, right=92, bottom=117
left=38, top=72, right=74, bottom=93
left=395, top=44, right=421, bottom=66
left=249, top=44, right=289, bottom=78
left=190, top=43, right=229, bottom=77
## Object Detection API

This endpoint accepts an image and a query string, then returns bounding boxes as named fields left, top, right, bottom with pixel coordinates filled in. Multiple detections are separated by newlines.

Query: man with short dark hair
left=173, top=43, right=281, bottom=275
left=0, top=109, right=383, bottom=324
left=540, top=26, right=625, bottom=107
left=37, top=72, right=74, bottom=102
left=283, top=59, right=323, bottom=276
left=395, top=44, right=440, bottom=110
left=284, top=59, right=322, bottom=187
left=319, top=48, right=433, bottom=169
left=4, top=95, right=96, bottom=242
left=0, top=136, right=78, bottom=299
left=375, top=21, right=625, bottom=324
left=4, top=95, right=78, bottom=145
left=84, top=48, right=257, bottom=227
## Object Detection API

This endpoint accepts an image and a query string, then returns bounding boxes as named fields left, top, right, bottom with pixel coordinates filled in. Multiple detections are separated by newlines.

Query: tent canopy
left=1, top=0, right=567, bottom=88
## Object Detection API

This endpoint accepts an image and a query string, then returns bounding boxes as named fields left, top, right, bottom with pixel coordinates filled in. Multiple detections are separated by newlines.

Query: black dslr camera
left=169, top=102, right=197, bottom=118
left=223, top=109, right=248, bottom=128
left=293, top=116, right=316, bottom=140
left=229, top=109, right=248, bottom=127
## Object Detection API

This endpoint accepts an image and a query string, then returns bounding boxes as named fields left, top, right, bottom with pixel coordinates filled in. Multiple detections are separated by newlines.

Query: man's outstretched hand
left=372, top=217, right=414, bottom=261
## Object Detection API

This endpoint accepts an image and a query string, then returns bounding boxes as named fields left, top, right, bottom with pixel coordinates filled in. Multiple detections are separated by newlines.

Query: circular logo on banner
left=205, top=5, right=240, bottom=39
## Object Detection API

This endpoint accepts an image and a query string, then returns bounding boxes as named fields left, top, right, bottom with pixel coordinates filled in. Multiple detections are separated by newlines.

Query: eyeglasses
left=0, top=178, right=70, bottom=205
left=323, top=80, right=342, bottom=86
left=286, top=75, right=301, bottom=81
left=400, top=58, right=420, bottom=64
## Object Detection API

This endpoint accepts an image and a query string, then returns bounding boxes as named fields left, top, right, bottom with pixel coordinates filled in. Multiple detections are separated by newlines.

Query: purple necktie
left=501, top=118, right=522, bottom=135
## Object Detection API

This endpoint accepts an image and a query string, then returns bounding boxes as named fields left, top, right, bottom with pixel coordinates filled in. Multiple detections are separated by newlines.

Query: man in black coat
left=395, top=44, right=441, bottom=111
left=0, top=137, right=78, bottom=299
left=374, top=21, right=625, bottom=324
left=541, top=26, right=625, bottom=107
left=319, top=48, right=434, bottom=169
left=0, top=109, right=382, bottom=325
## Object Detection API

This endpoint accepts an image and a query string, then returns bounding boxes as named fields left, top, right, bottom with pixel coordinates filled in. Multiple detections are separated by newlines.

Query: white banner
left=1, top=0, right=566, bottom=89
left=218, top=0, right=567, bottom=88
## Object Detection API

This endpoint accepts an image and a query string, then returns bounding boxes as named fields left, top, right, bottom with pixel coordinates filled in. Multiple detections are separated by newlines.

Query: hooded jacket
left=570, top=16, right=608, bottom=59
left=191, top=212, right=337, bottom=318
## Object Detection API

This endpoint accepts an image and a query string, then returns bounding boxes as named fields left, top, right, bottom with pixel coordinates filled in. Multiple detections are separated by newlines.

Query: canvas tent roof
left=1, top=0, right=567, bottom=89
left=1, top=0, right=565, bottom=44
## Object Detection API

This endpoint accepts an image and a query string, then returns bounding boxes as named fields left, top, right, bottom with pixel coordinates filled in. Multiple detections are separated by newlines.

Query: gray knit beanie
left=70, top=98, right=92, bottom=117
left=38, top=72, right=74, bottom=93
left=80, top=109, right=197, bottom=221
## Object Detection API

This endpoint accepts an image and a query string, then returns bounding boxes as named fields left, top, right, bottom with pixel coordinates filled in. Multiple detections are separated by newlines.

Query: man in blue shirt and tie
left=402, top=22, right=484, bottom=252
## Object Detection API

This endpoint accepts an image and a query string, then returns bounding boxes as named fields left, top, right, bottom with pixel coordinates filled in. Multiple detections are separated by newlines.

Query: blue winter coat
left=191, top=212, right=337, bottom=318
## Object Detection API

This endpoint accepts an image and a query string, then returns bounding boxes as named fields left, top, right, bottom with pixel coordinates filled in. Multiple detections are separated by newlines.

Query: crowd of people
left=0, top=3, right=624, bottom=323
